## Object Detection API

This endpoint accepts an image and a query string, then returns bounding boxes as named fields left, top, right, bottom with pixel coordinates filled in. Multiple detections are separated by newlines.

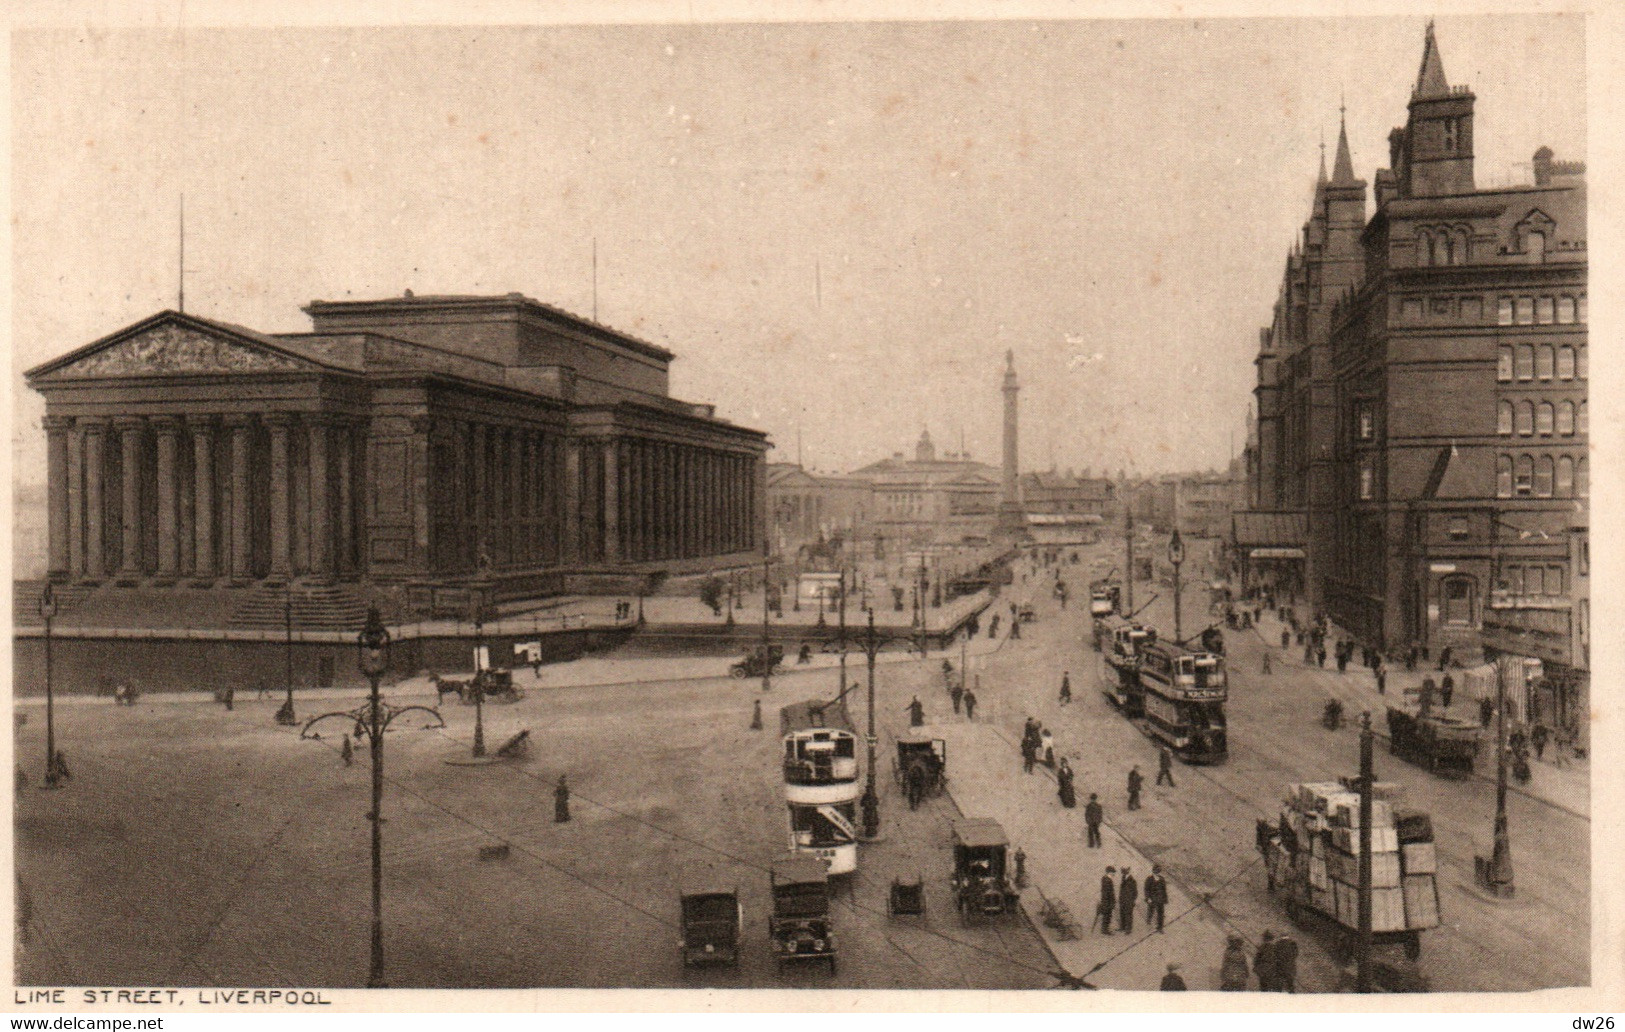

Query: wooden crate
left=1373, top=887, right=1407, bottom=931
left=1403, top=874, right=1441, bottom=929
left=1401, top=841, right=1437, bottom=875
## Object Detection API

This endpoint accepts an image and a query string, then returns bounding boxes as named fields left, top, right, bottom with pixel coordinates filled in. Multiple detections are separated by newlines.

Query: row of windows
left=1416, top=225, right=1470, bottom=267
left=1497, top=344, right=1586, bottom=382
left=1497, top=295, right=1585, bottom=326
left=1495, top=453, right=1588, bottom=499
left=1498, top=399, right=1588, bottom=437
left=1496, top=563, right=1568, bottom=598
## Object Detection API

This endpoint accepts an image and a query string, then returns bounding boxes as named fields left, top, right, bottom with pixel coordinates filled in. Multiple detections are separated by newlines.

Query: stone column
left=562, top=438, right=581, bottom=564
left=114, top=417, right=146, bottom=581
left=153, top=417, right=182, bottom=581
left=336, top=422, right=354, bottom=576
left=602, top=439, right=621, bottom=564
left=191, top=416, right=218, bottom=583
left=66, top=419, right=86, bottom=579
left=226, top=417, right=254, bottom=582
left=471, top=423, right=489, bottom=564
left=630, top=440, right=645, bottom=562
left=266, top=414, right=294, bottom=581
left=408, top=415, right=433, bottom=577
left=83, top=422, right=107, bottom=580
left=44, top=416, right=73, bottom=581
left=308, top=417, right=333, bottom=580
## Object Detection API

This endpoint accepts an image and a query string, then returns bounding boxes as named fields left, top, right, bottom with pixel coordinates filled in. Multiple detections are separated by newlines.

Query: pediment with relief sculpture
left=35, top=319, right=316, bottom=381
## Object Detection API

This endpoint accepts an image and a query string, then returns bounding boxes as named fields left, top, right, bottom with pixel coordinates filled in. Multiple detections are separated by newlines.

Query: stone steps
left=12, top=581, right=95, bottom=625
left=228, top=583, right=371, bottom=631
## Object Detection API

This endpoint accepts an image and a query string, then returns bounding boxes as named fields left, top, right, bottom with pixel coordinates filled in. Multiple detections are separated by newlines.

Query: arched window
left=1557, top=346, right=1575, bottom=379
left=1535, top=455, right=1554, bottom=497
left=1557, top=455, right=1574, bottom=496
left=1536, top=345, right=1554, bottom=379
left=1515, top=345, right=1534, bottom=380
left=1579, top=400, right=1588, bottom=435
left=1577, top=455, right=1588, bottom=497
left=1454, top=227, right=1470, bottom=264
left=1497, top=347, right=1514, bottom=381
left=1557, top=401, right=1575, bottom=435
left=1497, top=400, right=1514, bottom=435
left=1516, top=401, right=1534, bottom=436
left=1496, top=455, right=1513, bottom=498
left=1416, top=229, right=1433, bottom=266
left=1442, top=576, right=1475, bottom=626
left=1515, top=454, right=1534, bottom=495
left=1537, top=402, right=1554, bottom=435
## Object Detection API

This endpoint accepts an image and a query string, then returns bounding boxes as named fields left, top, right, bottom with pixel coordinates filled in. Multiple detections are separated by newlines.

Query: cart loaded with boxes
left=1258, top=780, right=1440, bottom=962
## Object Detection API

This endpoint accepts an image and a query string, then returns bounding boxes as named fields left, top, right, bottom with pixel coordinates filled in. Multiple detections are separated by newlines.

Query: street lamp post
left=1476, top=513, right=1521, bottom=898
left=471, top=603, right=487, bottom=759
left=40, top=583, right=60, bottom=789
left=276, top=583, right=297, bottom=726
left=851, top=610, right=924, bottom=840
left=302, top=606, right=443, bottom=988
left=761, top=552, right=774, bottom=694
left=1168, top=528, right=1185, bottom=644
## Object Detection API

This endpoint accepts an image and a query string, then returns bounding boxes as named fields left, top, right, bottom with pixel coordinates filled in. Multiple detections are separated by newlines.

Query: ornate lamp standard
left=850, top=609, right=927, bottom=840
left=471, top=600, right=488, bottom=759
left=275, top=583, right=298, bottom=726
left=761, top=551, right=774, bottom=694
left=40, top=583, right=61, bottom=789
left=1168, top=528, right=1185, bottom=644
left=301, top=606, right=443, bottom=987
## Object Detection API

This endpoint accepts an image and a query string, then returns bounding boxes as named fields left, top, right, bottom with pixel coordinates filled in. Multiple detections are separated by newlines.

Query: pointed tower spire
left=1414, top=19, right=1450, bottom=99
left=1318, top=131, right=1328, bottom=185
left=1332, top=98, right=1357, bottom=184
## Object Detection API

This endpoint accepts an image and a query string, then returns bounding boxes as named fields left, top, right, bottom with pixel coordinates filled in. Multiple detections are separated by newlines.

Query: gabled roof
left=25, top=310, right=361, bottom=383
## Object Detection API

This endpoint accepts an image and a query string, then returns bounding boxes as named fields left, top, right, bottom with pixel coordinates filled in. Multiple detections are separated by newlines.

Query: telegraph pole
left=761, top=551, right=773, bottom=694
left=1356, top=711, right=1374, bottom=992
left=1124, top=488, right=1136, bottom=614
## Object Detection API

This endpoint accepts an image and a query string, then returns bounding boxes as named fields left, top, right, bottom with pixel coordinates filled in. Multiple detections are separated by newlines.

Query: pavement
left=936, top=718, right=1238, bottom=991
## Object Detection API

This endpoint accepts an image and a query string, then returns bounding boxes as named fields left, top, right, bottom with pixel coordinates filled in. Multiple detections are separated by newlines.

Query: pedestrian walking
left=1336, top=643, right=1348, bottom=674
left=531, top=655, right=543, bottom=680
left=554, top=774, right=572, bottom=823
left=1274, top=932, right=1299, bottom=992
left=1127, top=765, right=1143, bottom=810
left=1255, top=931, right=1279, bottom=991
left=1144, top=864, right=1168, bottom=932
left=1480, top=695, right=1495, bottom=728
left=1040, top=727, right=1055, bottom=768
left=1117, top=867, right=1138, bottom=934
left=1084, top=793, right=1104, bottom=848
left=1316, top=644, right=1327, bottom=668
left=1094, top=867, right=1116, bottom=935
left=1531, top=722, right=1550, bottom=761
left=907, top=696, right=925, bottom=727
left=1059, top=672, right=1072, bottom=705
left=750, top=699, right=763, bottom=730
left=1156, top=745, right=1177, bottom=787
left=1440, top=673, right=1455, bottom=709
left=1438, top=644, right=1453, bottom=671
left=224, top=685, right=235, bottom=711
left=341, top=734, right=354, bottom=767
left=1303, top=640, right=1315, bottom=665
left=1220, top=935, right=1250, bottom=991
left=950, top=679, right=964, bottom=715
left=1376, top=665, right=1386, bottom=696
left=1281, top=628, right=1291, bottom=650
left=963, top=687, right=977, bottom=721
left=1057, top=758, right=1076, bottom=808
left=1160, top=964, right=1187, bottom=991
left=1261, top=651, right=1272, bottom=675
left=1021, top=735, right=1037, bottom=775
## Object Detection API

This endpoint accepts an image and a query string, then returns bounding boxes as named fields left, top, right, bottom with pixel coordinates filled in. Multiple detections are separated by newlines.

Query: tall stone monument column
left=997, top=349, right=1027, bottom=541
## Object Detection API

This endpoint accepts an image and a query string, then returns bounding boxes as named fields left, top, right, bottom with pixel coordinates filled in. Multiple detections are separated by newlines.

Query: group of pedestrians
left=1219, top=931, right=1298, bottom=991
left=1092, top=863, right=1168, bottom=936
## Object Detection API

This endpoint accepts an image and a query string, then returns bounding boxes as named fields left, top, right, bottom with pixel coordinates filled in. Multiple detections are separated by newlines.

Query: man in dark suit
left=1084, top=794, right=1104, bottom=848
left=1117, top=867, right=1138, bottom=934
left=1144, top=864, right=1169, bottom=932
left=1094, top=867, right=1116, bottom=935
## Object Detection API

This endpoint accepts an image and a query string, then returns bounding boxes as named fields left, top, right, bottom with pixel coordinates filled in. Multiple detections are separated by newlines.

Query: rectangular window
left=1448, top=515, right=1469, bottom=540
left=1537, top=346, right=1554, bottom=380
left=1516, top=297, right=1535, bottom=324
left=1516, top=346, right=1534, bottom=380
left=1358, top=406, right=1374, bottom=441
left=1548, top=566, right=1564, bottom=596
left=1497, top=347, right=1513, bottom=381
left=1497, top=298, right=1514, bottom=325
left=1503, top=565, right=1523, bottom=596
left=1430, top=296, right=1453, bottom=317
left=1359, top=462, right=1374, bottom=501
left=1557, top=296, right=1576, bottom=323
left=1526, top=566, right=1543, bottom=596
left=1536, top=297, right=1554, bottom=324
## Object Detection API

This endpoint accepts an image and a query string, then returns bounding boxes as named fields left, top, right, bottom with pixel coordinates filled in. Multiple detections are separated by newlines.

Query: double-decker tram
left=1094, top=615, right=1154, bottom=716
left=1135, top=641, right=1228, bottom=764
left=779, top=699, right=861, bottom=875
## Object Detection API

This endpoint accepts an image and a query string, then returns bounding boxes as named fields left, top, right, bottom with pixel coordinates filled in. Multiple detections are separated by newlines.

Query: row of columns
left=431, top=419, right=566, bottom=574
left=601, top=438, right=757, bottom=564
left=45, top=413, right=358, bottom=584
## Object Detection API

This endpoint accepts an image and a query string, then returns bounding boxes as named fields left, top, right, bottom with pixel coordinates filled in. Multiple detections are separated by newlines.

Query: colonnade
left=590, top=437, right=758, bottom=565
left=45, top=413, right=360, bottom=584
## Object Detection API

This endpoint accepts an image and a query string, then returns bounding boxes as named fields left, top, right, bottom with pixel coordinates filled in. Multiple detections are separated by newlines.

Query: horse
left=430, top=674, right=467, bottom=705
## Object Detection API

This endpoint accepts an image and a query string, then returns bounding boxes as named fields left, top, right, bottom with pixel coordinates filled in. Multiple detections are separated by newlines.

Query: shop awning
left=1231, top=511, right=1307, bottom=553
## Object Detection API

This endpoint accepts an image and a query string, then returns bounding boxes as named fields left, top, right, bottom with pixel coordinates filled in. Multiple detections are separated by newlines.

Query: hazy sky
left=9, top=14, right=1585, bottom=484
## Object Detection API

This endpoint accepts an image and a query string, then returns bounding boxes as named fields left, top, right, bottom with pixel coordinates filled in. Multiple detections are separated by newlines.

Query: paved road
left=980, top=538, right=1588, bottom=992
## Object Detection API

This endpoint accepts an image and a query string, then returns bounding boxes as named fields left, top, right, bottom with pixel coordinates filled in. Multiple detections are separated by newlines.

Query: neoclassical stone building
left=26, top=292, right=768, bottom=624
